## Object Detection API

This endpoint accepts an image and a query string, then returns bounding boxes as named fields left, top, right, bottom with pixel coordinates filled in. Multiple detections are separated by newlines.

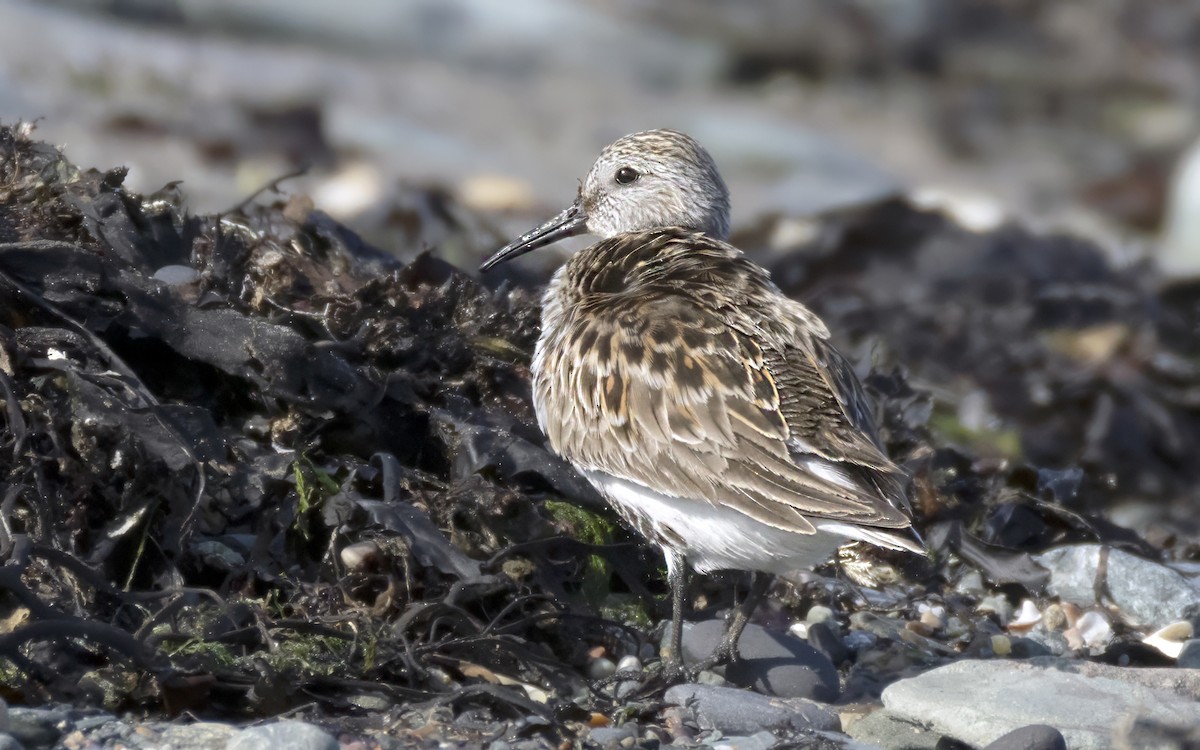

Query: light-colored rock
left=664, top=683, right=840, bottom=735
left=227, top=721, right=338, bottom=750
left=1034, top=544, right=1200, bottom=629
left=881, top=659, right=1200, bottom=749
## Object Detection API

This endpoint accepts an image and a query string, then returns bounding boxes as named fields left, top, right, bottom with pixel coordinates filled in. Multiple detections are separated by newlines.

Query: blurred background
left=3, top=0, right=1200, bottom=275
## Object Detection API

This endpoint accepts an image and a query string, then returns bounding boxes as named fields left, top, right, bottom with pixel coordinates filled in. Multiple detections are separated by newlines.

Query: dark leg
left=697, top=571, right=773, bottom=669
left=663, top=548, right=688, bottom=674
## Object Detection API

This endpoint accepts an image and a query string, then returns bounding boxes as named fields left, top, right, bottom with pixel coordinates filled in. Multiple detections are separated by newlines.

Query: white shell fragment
left=1007, top=599, right=1043, bottom=632
left=1142, top=621, right=1194, bottom=659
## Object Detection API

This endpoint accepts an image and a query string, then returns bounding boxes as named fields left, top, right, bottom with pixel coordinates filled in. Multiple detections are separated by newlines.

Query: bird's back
left=532, top=228, right=918, bottom=566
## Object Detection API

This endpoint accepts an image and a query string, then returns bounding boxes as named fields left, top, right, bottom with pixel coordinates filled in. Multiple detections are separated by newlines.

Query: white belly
left=583, top=469, right=842, bottom=576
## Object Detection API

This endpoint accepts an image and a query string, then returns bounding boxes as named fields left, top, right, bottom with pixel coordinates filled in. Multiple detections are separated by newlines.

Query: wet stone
left=983, top=724, right=1067, bottom=750
left=680, top=619, right=838, bottom=700
left=0, top=735, right=20, bottom=750
left=226, top=720, right=339, bottom=750
left=663, top=683, right=840, bottom=735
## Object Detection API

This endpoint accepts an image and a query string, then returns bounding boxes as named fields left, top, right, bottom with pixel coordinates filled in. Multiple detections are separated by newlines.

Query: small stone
left=805, top=622, right=849, bottom=666
left=589, top=724, right=638, bottom=749
left=1042, top=604, right=1067, bottom=631
left=806, top=606, right=836, bottom=626
left=680, top=620, right=838, bottom=700
left=982, top=724, right=1066, bottom=750
left=153, top=264, right=200, bottom=286
left=708, top=730, right=779, bottom=750
left=977, top=595, right=1013, bottom=626
left=339, top=541, right=381, bottom=570
left=587, top=657, right=617, bottom=680
left=1178, top=639, right=1200, bottom=668
left=955, top=570, right=984, bottom=595
left=918, top=604, right=946, bottom=631
left=614, top=681, right=640, bottom=700
left=844, top=629, right=877, bottom=653
left=663, top=684, right=839, bottom=735
left=616, top=655, right=642, bottom=673
left=991, top=635, right=1012, bottom=657
left=227, top=721, right=338, bottom=750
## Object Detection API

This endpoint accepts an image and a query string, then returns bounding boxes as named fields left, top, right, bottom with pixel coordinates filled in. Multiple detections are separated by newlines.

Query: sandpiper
left=481, top=129, right=922, bottom=672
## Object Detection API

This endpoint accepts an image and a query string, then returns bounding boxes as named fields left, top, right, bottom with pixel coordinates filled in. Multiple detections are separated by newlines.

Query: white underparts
left=584, top=469, right=847, bottom=575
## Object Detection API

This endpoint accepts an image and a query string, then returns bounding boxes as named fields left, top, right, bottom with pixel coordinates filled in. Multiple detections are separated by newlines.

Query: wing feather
left=537, top=229, right=915, bottom=541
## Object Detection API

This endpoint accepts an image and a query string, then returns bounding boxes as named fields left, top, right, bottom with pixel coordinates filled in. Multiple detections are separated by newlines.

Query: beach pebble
left=982, top=724, right=1067, bottom=750
left=663, top=683, right=839, bottom=735
left=153, top=264, right=200, bottom=286
left=227, top=721, right=338, bottom=750
left=616, top=654, right=642, bottom=673
left=707, top=730, right=779, bottom=750
left=680, top=619, right=838, bottom=701
left=805, top=622, right=849, bottom=666
left=588, top=724, right=638, bottom=749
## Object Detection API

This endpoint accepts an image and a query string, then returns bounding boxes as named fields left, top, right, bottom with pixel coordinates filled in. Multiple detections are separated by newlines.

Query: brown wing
left=550, top=289, right=912, bottom=536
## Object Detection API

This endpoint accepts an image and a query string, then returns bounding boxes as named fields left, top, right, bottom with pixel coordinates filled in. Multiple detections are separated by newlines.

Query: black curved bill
left=479, top=201, right=587, bottom=272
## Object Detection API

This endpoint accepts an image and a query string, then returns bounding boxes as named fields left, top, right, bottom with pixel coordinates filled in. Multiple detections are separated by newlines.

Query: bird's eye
left=615, top=167, right=640, bottom=185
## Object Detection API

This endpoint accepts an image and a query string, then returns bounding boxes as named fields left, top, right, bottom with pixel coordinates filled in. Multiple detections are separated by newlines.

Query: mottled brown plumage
left=481, top=129, right=921, bottom=674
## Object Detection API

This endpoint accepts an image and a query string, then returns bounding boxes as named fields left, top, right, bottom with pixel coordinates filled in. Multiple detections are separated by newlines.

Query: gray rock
left=6, top=708, right=68, bottom=748
left=806, top=621, right=849, bottom=665
left=705, top=730, right=779, bottom=750
left=143, top=722, right=238, bottom=750
left=1034, top=545, right=1200, bottom=628
left=70, top=719, right=236, bottom=750
left=664, top=683, right=840, bottom=735
left=882, top=659, right=1200, bottom=749
left=1177, top=639, right=1200, bottom=669
left=153, top=264, right=201, bottom=285
left=0, top=734, right=22, bottom=750
left=845, top=710, right=941, bottom=750
left=681, top=619, right=839, bottom=700
left=1007, top=637, right=1053, bottom=659
left=589, top=724, right=638, bottom=748
left=982, top=724, right=1066, bottom=750
left=226, top=721, right=339, bottom=750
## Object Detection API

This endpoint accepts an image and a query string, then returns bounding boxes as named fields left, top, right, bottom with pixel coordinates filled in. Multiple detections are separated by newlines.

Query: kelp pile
left=0, top=123, right=1197, bottom=742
